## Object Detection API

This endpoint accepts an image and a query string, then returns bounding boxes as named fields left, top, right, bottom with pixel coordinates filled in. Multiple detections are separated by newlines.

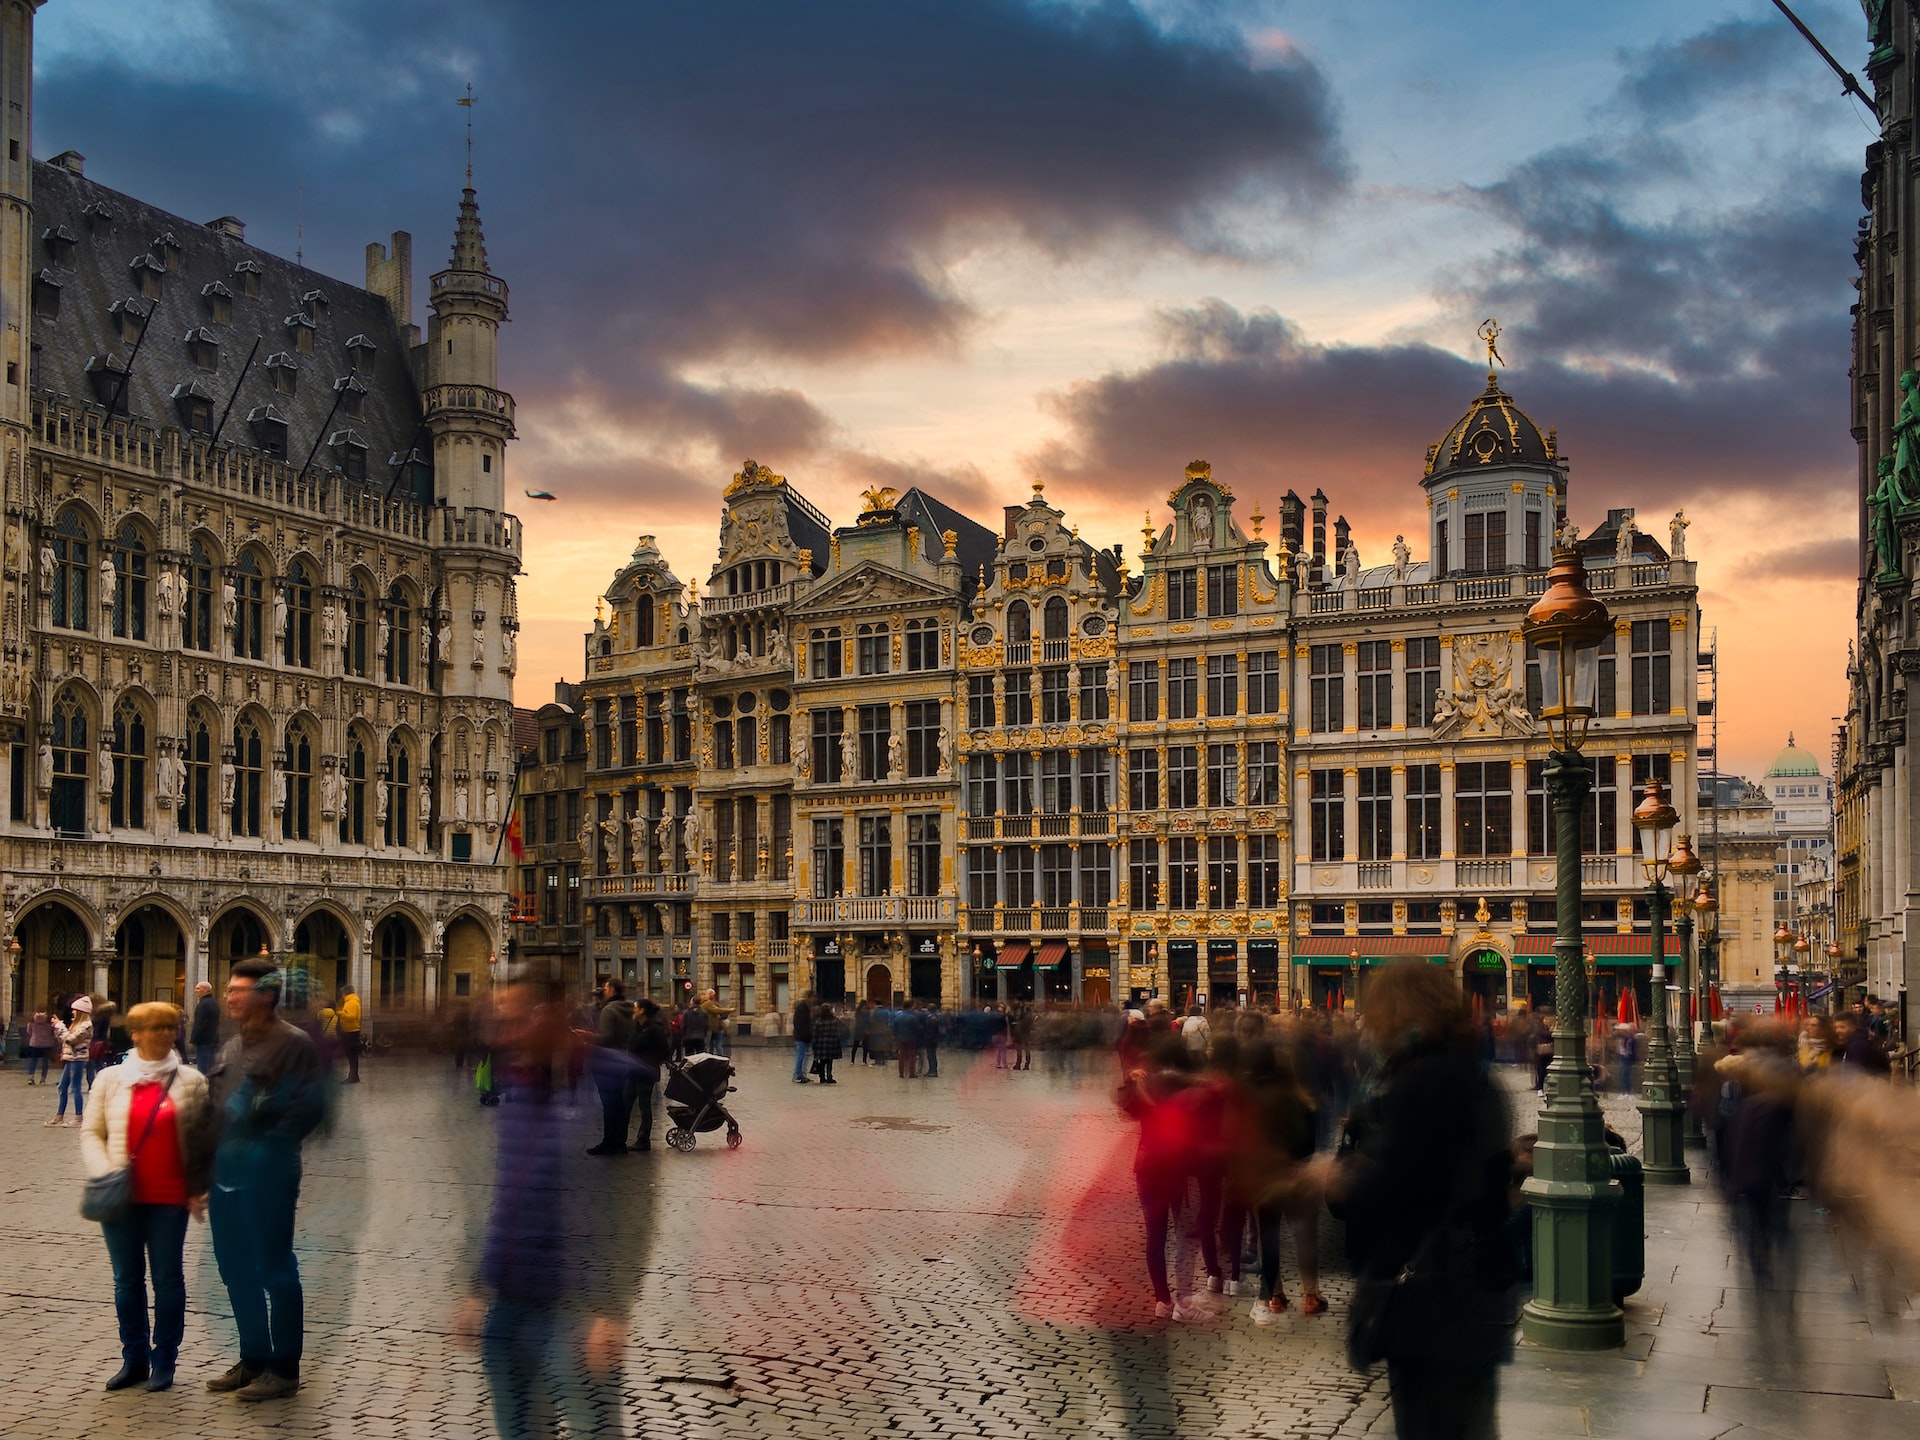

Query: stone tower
left=0, top=2, right=47, bottom=733
left=422, top=183, right=519, bottom=708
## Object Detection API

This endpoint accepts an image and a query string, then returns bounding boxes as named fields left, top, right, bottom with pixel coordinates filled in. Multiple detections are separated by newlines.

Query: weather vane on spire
left=455, top=82, right=474, bottom=186
left=1478, top=317, right=1504, bottom=372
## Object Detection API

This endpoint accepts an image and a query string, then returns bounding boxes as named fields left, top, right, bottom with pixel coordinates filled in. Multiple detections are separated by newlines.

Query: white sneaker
left=1206, top=1273, right=1223, bottom=1294
left=1170, top=1300, right=1197, bottom=1323
left=1250, top=1299, right=1279, bottom=1326
left=1153, top=1300, right=1174, bottom=1320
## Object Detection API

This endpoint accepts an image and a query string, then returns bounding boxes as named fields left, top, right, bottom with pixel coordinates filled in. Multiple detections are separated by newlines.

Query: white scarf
left=118, top=1049, right=181, bottom=1085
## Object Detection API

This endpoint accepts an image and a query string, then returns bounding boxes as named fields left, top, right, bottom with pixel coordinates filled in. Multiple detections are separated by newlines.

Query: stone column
left=1390, top=765, right=1408, bottom=860
left=1511, top=757, right=1530, bottom=858
left=1439, top=762, right=1457, bottom=859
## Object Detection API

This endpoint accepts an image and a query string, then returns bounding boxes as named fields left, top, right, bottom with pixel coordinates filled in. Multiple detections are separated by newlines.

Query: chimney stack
left=1311, top=489, right=1328, bottom=569
left=365, top=230, right=415, bottom=340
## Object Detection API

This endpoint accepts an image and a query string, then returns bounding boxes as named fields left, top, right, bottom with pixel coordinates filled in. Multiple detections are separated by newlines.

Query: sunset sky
left=32, top=0, right=1869, bottom=781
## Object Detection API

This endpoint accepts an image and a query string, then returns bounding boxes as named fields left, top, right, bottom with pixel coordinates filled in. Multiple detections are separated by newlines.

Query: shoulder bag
left=80, top=1071, right=176, bottom=1224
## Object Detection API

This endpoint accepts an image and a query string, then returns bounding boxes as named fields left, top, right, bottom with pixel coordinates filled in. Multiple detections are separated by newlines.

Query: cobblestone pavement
left=1, top=1048, right=1914, bottom=1439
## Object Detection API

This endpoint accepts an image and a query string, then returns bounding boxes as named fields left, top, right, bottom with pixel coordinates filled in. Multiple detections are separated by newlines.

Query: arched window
left=49, top=689, right=88, bottom=835
left=1006, top=599, right=1031, bottom=645
left=377, top=916, right=411, bottom=1005
left=1043, top=595, right=1070, bottom=642
left=282, top=560, right=313, bottom=668
left=185, top=538, right=215, bottom=651
left=281, top=720, right=314, bottom=840
left=383, top=584, right=412, bottom=684
left=232, top=715, right=264, bottom=837
left=109, top=698, right=147, bottom=829
left=182, top=708, right=213, bottom=835
left=49, top=509, right=90, bottom=631
left=227, top=912, right=264, bottom=961
left=385, top=738, right=411, bottom=848
left=110, top=524, right=149, bottom=641
left=714, top=718, right=734, bottom=771
left=345, top=574, right=370, bottom=678
left=233, top=552, right=266, bottom=660
left=737, top=712, right=757, bottom=768
left=339, top=734, right=367, bottom=844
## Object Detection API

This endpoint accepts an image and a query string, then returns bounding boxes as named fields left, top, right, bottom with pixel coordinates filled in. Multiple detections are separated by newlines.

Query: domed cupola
left=1424, top=370, right=1556, bottom=479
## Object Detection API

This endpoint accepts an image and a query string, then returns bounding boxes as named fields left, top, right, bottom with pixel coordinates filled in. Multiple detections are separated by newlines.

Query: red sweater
left=127, top=1081, right=188, bottom=1206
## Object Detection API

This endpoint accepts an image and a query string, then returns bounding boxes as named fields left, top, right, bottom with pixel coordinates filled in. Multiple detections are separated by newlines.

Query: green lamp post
left=1632, top=780, right=1690, bottom=1185
left=1520, top=544, right=1625, bottom=1350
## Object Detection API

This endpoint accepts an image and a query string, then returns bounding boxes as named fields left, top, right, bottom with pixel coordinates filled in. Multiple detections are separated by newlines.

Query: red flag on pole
left=506, top=807, right=524, bottom=862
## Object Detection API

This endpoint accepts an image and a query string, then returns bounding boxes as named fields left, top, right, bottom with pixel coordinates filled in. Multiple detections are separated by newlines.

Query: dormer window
left=265, top=352, right=299, bottom=396
left=248, top=404, right=289, bottom=460
left=33, top=270, right=62, bottom=321
left=201, top=281, right=233, bottom=325
left=151, top=232, right=181, bottom=269
left=233, top=259, right=262, bottom=298
left=85, top=352, right=129, bottom=407
left=41, top=226, right=77, bottom=265
left=344, top=334, right=376, bottom=374
left=301, top=290, right=328, bottom=323
left=284, top=313, right=316, bottom=354
left=329, top=428, right=368, bottom=481
left=172, top=380, right=216, bottom=435
left=108, top=298, right=150, bottom=347
left=129, top=254, right=164, bottom=300
left=184, top=326, right=220, bottom=371
left=80, top=200, right=115, bottom=231
left=334, top=375, right=367, bottom=418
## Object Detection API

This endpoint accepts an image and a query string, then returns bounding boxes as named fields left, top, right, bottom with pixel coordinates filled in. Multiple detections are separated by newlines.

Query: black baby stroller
left=663, top=1051, right=742, bottom=1152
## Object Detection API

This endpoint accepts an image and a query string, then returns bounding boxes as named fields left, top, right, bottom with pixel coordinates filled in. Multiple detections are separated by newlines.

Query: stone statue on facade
left=321, top=600, right=339, bottom=649
left=454, top=778, right=469, bottom=822
left=155, top=747, right=177, bottom=804
left=221, top=580, right=236, bottom=631
left=484, top=782, right=499, bottom=826
left=419, top=776, right=433, bottom=826
left=1891, top=369, right=1920, bottom=509
left=654, top=811, right=674, bottom=857
left=375, top=778, right=389, bottom=824
left=795, top=739, right=811, bottom=782
left=628, top=809, right=647, bottom=864
left=1392, top=535, right=1411, bottom=581
left=767, top=625, right=791, bottom=669
left=841, top=728, right=858, bottom=778
left=1614, top=515, right=1636, bottom=566
left=1872, top=456, right=1904, bottom=581
left=437, top=616, right=453, bottom=661
left=1339, top=542, right=1361, bottom=588
left=501, top=626, right=516, bottom=672
left=220, top=757, right=236, bottom=808
left=579, top=814, right=596, bottom=864
left=321, top=765, right=342, bottom=817
left=38, top=737, right=53, bottom=786
left=99, top=554, right=116, bottom=613
left=98, top=740, right=114, bottom=796
left=272, top=588, right=288, bottom=642
left=1668, top=510, right=1688, bottom=560
left=156, top=567, right=178, bottom=625
left=38, top=539, right=54, bottom=595
left=1190, top=495, right=1214, bottom=549
left=1294, top=551, right=1310, bottom=592
left=887, top=729, right=903, bottom=777
left=377, top=611, right=390, bottom=659
left=1430, top=689, right=1457, bottom=730
left=681, top=806, right=701, bottom=857
left=472, top=620, right=485, bottom=667
left=938, top=722, right=953, bottom=773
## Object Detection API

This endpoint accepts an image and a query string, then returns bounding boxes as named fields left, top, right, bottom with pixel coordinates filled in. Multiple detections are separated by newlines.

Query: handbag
left=1346, top=1218, right=1455, bottom=1370
left=80, top=1071, right=176, bottom=1224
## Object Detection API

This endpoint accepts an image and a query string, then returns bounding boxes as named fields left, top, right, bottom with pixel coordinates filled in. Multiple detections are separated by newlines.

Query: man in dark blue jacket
left=204, top=960, right=328, bottom=1402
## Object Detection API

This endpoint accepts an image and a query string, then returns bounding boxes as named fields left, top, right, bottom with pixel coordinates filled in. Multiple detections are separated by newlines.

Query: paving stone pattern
left=0, top=1050, right=1913, bottom=1438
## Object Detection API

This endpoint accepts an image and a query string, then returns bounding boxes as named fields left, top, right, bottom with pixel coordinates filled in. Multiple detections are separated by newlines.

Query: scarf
left=119, top=1049, right=182, bottom=1085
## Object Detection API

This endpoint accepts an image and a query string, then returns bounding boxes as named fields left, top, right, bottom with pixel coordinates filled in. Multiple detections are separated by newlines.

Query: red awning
left=995, top=941, right=1032, bottom=970
left=1035, top=941, right=1068, bottom=971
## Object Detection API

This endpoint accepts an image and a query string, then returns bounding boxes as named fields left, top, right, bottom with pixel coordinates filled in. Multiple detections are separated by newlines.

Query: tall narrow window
left=1167, top=745, right=1199, bottom=809
left=810, top=709, right=845, bottom=784
left=1206, top=743, right=1237, bottom=808
left=109, top=700, right=146, bottom=829
left=1128, top=748, right=1159, bottom=811
left=109, top=524, right=149, bottom=641
left=233, top=553, right=265, bottom=660
left=1454, top=761, right=1512, bottom=858
left=1127, top=662, right=1159, bottom=723
left=1405, top=637, right=1441, bottom=729
left=1247, top=834, right=1281, bottom=908
left=1357, top=767, right=1392, bottom=860
left=856, top=622, right=890, bottom=676
left=1406, top=764, right=1442, bottom=860
left=1465, top=511, right=1507, bottom=572
left=859, top=814, right=893, bottom=895
left=1630, top=620, right=1671, bottom=715
left=386, top=740, right=411, bottom=847
left=812, top=818, right=845, bottom=898
left=1525, top=510, right=1543, bottom=569
left=905, top=618, right=939, bottom=671
left=49, top=691, right=88, bottom=836
left=1003, top=670, right=1034, bottom=727
left=1040, top=666, right=1071, bottom=723
left=907, top=812, right=940, bottom=895
left=185, top=539, right=215, bottom=651
left=1166, top=569, right=1198, bottom=621
left=1433, top=519, right=1449, bottom=579
left=170, top=711, right=209, bottom=833
left=50, top=509, right=89, bottom=631
left=1003, top=751, right=1034, bottom=815
left=232, top=716, right=264, bottom=837
left=1128, top=839, right=1159, bottom=911
left=810, top=627, right=843, bottom=680
left=967, top=755, right=997, bottom=816
left=282, top=560, right=313, bottom=667
left=1247, top=651, right=1282, bottom=715
left=905, top=700, right=940, bottom=778
left=1205, top=655, right=1238, bottom=718
left=1005, top=601, right=1031, bottom=658
left=282, top=722, right=315, bottom=840
left=1207, top=837, right=1237, bottom=908
left=1079, top=663, right=1110, bottom=720
left=1356, top=640, right=1392, bottom=730
left=384, top=584, right=413, bottom=683
left=345, top=575, right=370, bottom=678
left=1247, top=741, right=1282, bottom=805
left=857, top=704, right=890, bottom=781
left=1310, top=770, right=1344, bottom=862
left=1040, top=750, right=1073, bottom=815
left=968, top=675, right=996, bottom=729
left=1310, top=645, right=1343, bottom=732
left=1167, top=657, right=1198, bottom=720
left=1166, top=836, right=1200, bottom=909
left=1205, top=564, right=1237, bottom=618
left=339, top=737, right=367, bottom=844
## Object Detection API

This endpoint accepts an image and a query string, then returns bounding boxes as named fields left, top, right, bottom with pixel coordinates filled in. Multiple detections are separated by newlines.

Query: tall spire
left=451, top=186, right=490, bottom=274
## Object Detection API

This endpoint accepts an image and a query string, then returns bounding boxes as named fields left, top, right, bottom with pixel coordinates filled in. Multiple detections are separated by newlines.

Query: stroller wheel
left=666, top=1128, right=695, bottom=1152
left=725, top=1129, right=744, bottom=1150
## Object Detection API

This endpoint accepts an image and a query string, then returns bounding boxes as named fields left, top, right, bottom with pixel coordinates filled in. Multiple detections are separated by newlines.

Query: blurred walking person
left=204, top=961, right=327, bottom=1401
left=1119, top=1033, right=1202, bottom=1320
left=1317, top=961, right=1515, bottom=1440
left=1715, top=1026, right=1801, bottom=1313
left=189, top=981, right=222, bottom=1073
left=24, top=1004, right=55, bottom=1084
left=791, top=992, right=814, bottom=1083
left=80, top=1002, right=212, bottom=1392
left=628, top=999, right=671, bottom=1151
left=586, top=978, right=637, bottom=1157
left=812, top=1002, right=842, bottom=1083
left=336, top=985, right=362, bottom=1083
left=1232, top=1040, right=1325, bottom=1320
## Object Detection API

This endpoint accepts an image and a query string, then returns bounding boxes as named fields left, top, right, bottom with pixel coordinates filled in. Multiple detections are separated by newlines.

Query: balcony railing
left=800, top=895, right=957, bottom=926
left=1581, top=856, right=1618, bottom=887
left=1357, top=862, right=1393, bottom=889
left=702, top=581, right=795, bottom=616
left=1456, top=858, right=1513, bottom=888
left=1005, top=641, right=1032, bottom=664
left=1042, top=639, right=1071, bottom=663
left=959, top=814, right=1117, bottom=841
left=1039, top=813, right=1072, bottom=837
left=1455, top=576, right=1511, bottom=601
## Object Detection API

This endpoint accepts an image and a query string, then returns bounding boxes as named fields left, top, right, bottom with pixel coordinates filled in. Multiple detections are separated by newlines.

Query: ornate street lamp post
left=1519, top=544, right=1625, bottom=1350
left=1667, top=835, right=1702, bottom=1145
left=1773, top=923, right=1792, bottom=1016
left=1348, top=944, right=1360, bottom=1013
left=1632, top=779, right=1689, bottom=1185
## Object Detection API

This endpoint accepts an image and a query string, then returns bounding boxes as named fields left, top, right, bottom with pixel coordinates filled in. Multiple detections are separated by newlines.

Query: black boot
left=105, top=1361, right=150, bottom=1391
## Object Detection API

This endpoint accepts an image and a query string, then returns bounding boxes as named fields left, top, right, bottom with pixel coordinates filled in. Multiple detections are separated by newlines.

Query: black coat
left=792, top=1000, right=813, bottom=1043
left=190, top=995, right=223, bottom=1047
left=811, top=1009, right=842, bottom=1062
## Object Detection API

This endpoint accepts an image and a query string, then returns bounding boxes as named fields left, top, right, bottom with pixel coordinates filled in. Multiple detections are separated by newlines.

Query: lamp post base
left=1638, top=1094, right=1691, bottom=1184
left=1521, top=1176, right=1625, bottom=1350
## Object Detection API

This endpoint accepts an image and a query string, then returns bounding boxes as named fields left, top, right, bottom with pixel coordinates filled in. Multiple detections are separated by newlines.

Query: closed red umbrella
left=1617, top=987, right=1637, bottom=1026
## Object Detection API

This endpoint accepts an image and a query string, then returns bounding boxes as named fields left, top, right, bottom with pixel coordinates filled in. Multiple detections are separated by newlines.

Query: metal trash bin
left=1609, top=1150, right=1645, bottom=1302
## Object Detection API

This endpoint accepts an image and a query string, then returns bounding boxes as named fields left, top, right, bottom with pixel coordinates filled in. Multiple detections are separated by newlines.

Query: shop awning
left=1035, top=940, right=1069, bottom=971
left=1291, top=937, right=1446, bottom=967
left=995, top=941, right=1032, bottom=970
left=1513, top=934, right=1657, bottom=965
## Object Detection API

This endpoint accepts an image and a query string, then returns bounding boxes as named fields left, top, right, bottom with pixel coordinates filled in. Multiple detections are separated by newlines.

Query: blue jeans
left=102, top=1203, right=189, bottom=1368
left=792, top=1040, right=812, bottom=1080
left=194, top=1043, right=219, bottom=1074
left=25, top=1049, right=49, bottom=1082
left=209, top=1172, right=304, bottom=1379
left=482, top=1297, right=617, bottom=1440
left=56, top=1060, right=87, bottom=1116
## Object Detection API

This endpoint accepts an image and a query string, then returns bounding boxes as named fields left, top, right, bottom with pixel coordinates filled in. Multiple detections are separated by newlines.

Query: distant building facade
left=509, top=684, right=586, bottom=988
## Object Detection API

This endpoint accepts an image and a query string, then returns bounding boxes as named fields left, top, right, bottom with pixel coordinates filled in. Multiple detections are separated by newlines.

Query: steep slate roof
left=896, top=486, right=999, bottom=578
left=29, top=161, right=429, bottom=502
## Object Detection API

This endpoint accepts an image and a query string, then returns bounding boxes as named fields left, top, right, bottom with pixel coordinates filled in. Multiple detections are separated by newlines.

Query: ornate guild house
left=1, top=2, right=522, bottom=1024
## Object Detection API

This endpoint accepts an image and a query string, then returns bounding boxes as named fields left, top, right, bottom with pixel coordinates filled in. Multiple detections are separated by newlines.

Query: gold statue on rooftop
left=1478, top=318, right=1504, bottom=371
